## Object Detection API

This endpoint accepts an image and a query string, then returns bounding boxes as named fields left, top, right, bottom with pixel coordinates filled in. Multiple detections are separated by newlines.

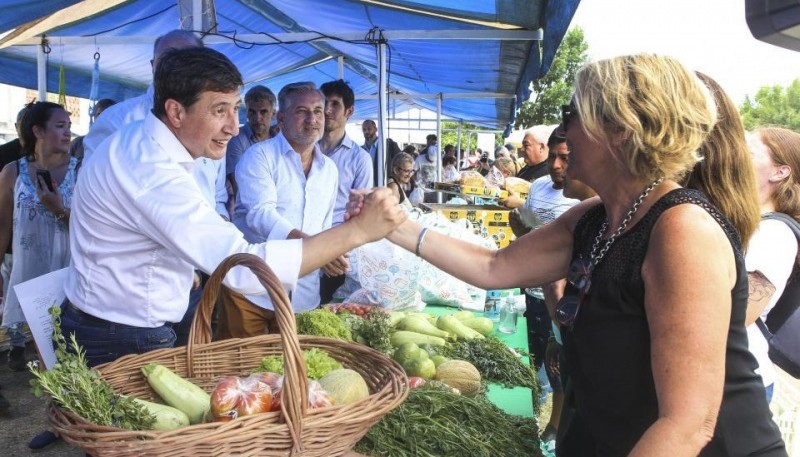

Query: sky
left=569, top=0, right=800, bottom=104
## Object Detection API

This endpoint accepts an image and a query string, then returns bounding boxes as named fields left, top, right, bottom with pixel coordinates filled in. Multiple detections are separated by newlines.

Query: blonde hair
left=681, top=72, right=760, bottom=250
left=573, top=54, right=716, bottom=181
left=493, top=157, right=519, bottom=177
left=754, top=127, right=800, bottom=222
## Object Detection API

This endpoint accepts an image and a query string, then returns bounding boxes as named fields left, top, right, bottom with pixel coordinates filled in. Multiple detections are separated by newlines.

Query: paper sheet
left=14, top=268, right=67, bottom=370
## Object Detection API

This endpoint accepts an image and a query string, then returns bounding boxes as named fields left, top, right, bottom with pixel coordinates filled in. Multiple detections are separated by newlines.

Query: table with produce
left=32, top=297, right=542, bottom=457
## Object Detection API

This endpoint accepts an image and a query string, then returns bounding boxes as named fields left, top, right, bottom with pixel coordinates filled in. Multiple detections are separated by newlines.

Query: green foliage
left=740, top=79, right=800, bottom=131
left=295, top=308, right=353, bottom=340
left=256, top=348, right=343, bottom=380
left=440, top=121, right=502, bottom=153
left=515, top=27, right=589, bottom=129
left=29, top=306, right=155, bottom=430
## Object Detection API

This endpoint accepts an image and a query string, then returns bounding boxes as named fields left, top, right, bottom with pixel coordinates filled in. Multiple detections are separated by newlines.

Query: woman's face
left=747, top=132, right=780, bottom=201
left=394, top=162, right=414, bottom=184
left=35, top=108, right=72, bottom=154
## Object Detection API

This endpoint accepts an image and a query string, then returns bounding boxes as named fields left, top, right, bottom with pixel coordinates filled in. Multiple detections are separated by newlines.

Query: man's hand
left=545, top=339, right=561, bottom=376
left=346, top=188, right=407, bottom=243
left=498, top=189, right=524, bottom=209
left=322, top=253, right=349, bottom=277
left=509, top=209, right=530, bottom=238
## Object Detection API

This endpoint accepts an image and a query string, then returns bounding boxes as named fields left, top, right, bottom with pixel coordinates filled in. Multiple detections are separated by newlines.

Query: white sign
left=14, top=268, right=67, bottom=370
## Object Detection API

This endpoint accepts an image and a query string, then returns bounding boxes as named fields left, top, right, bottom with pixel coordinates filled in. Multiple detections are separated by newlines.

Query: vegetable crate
left=47, top=253, right=409, bottom=456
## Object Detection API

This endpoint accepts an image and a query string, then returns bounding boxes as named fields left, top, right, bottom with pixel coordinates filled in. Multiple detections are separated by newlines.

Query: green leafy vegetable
left=438, top=336, right=540, bottom=394
left=344, top=309, right=393, bottom=355
left=295, top=308, right=352, bottom=340
left=356, top=384, right=542, bottom=457
left=256, top=348, right=342, bottom=380
left=29, top=306, right=155, bottom=430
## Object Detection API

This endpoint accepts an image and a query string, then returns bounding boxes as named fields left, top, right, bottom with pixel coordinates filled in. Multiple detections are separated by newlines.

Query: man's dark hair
left=320, top=79, right=355, bottom=109
left=153, top=47, right=243, bottom=118
left=426, top=134, right=437, bottom=143
left=547, top=128, right=567, bottom=149
left=244, top=85, right=276, bottom=108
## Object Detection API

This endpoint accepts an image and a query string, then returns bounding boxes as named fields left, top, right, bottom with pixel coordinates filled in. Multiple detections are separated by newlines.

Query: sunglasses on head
left=561, top=102, right=577, bottom=132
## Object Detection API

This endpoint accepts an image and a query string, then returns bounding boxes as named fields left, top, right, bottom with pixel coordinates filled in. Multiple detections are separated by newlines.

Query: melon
left=318, top=368, right=370, bottom=405
left=434, top=360, right=481, bottom=396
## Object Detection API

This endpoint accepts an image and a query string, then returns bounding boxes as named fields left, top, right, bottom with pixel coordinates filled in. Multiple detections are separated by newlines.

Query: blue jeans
left=60, top=301, right=176, bottom=368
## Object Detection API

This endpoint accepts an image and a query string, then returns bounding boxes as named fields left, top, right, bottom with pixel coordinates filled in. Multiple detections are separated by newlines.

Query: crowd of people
left=0, top=28, right=796, bottom=457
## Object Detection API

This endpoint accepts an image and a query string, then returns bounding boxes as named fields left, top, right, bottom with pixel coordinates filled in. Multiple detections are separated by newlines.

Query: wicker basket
left=48, top=253, right=409, bottom=456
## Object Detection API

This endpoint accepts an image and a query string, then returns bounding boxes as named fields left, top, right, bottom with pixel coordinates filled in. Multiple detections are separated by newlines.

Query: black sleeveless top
left=560, top=188, right=786, bottom=457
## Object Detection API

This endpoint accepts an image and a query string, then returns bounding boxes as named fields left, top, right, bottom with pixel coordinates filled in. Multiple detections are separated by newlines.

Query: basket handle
left=187, top=253, right=308, bottom=453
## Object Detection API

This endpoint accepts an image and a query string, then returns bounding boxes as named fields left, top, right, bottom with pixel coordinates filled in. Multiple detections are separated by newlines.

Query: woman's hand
left=35, top=174, right=67, bottom=218
left=346, top=187, right=407, bottom=243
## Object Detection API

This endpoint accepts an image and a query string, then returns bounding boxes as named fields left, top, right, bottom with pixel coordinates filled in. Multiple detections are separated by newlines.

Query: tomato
left=210, top=375, right=273, bottom=422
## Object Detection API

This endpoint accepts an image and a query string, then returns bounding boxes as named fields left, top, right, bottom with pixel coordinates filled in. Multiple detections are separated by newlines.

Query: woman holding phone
left=0, top=101, right=77, bottom=371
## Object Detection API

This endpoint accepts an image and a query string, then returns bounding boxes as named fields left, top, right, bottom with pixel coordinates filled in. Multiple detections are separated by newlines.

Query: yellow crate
left=422, top=203, right=515, bottom=248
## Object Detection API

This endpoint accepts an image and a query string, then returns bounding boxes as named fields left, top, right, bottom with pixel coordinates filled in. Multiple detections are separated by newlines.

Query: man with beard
left=509, top=129, right=578, bottom=453
left=223, top=82, right=340, bottom=337
left=226, top=85, right=276, bottom=210
left=318, top=80, right=373, bottom=303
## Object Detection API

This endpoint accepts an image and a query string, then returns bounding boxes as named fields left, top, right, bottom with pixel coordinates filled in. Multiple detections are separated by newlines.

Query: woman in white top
left=0, top=102, right=77, bottom=371
left=745, top=126, right=800, bottom=402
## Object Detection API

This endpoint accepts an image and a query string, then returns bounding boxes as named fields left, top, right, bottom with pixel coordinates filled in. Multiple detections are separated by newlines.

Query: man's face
left=173, top=90, right=240, bottom=160
left=547, top=141, right=570, bottom=189
left=362, top=121, right=377, bottom=142
left=246, top=99, right=274, bottom=140
left=521, top=134, right=545, bottom=166
left=324, top=94, right=353, bottom=134
left=278, top=90, right=325, bottom=149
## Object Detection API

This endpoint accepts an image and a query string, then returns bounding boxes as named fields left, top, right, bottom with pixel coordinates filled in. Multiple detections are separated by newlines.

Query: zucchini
left=436, top=315, right=484, bottom=340
left=141, top=363, right=210, bottom=424
left=397, top=316, right=454, bottom=341
left=390, top=330, right=447, bottom=347
left=132, top=397, right=190, bottom=430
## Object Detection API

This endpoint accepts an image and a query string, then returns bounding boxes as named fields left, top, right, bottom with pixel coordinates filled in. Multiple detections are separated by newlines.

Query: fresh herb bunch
left=29, top=306, right=155, bottom=430
left=340, top=309, right=393, bottom=355
left=356, top=383, right=542, bottom=457
left=438, top=335, right=540, bottom=393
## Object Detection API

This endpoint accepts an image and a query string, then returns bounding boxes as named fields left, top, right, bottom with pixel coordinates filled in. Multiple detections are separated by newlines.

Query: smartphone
left=36, top=169, right=54, bottom=192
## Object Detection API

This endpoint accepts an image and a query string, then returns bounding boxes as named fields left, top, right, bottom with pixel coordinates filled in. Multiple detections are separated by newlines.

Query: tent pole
left=457, top=120, right=463, bottom=168
left=337, top=56, right=344, bottom=80
left=377, top=41, right=387, bottom=186
left=192, top=0, right=202, bottom=32
left=37, top=41, right=46, bottom=103
left=436, top=94, right=442, bottom=203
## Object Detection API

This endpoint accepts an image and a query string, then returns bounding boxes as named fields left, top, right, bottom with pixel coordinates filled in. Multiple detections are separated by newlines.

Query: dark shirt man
left=516, top=128, right=550, bottom=182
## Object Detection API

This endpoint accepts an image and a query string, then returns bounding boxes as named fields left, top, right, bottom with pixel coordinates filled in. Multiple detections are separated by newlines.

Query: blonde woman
left=352, top=54, right=786, bottom=456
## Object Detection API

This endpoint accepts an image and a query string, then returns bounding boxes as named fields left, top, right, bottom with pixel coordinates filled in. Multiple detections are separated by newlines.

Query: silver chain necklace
left=589, top=176, right=665, bottom=269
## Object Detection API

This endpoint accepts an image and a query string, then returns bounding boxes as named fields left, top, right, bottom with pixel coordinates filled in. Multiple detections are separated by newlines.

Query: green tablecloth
left=425, top=305, right=535, bottom=418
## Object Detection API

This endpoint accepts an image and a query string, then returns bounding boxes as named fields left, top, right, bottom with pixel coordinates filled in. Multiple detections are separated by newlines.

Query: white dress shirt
left=233, top=132, right=338, bottom=311
left=322, top=134, right=373, bottom=226
left=83, top=84, right=228, bottom=219
left=66, top=113, right=301, bottom=328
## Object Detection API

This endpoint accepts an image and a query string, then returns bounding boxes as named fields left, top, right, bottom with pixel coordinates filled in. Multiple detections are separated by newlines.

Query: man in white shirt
left=415, top=134, right=439, bottom=202
left=318, top=79, right=374, bottom=303
left=79, top=30, right=230, bottom=347
left=223, top=82, right=340, bottom=338
left=62, top=48, right=405, bottom=366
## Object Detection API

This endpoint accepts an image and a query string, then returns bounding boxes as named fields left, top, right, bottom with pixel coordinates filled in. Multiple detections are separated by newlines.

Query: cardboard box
left=432, top=182, right=509, bottom=199
left=421, top=203, right=515, bottom=248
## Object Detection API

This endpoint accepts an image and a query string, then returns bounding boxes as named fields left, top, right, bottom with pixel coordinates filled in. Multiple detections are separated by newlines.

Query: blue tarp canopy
left=0, top=0, right=580, bottom=131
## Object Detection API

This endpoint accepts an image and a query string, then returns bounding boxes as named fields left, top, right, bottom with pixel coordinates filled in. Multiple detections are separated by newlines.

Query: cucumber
left=390, top=330, right=447, bottom=347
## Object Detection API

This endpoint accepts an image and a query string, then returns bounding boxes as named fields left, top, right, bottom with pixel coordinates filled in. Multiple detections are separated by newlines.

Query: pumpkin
left=434, top=360, right=481, bottom=396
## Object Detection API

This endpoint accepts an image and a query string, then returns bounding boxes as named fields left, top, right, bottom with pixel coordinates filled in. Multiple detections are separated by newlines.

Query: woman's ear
left=32, top=124, right=46, bottom=141
left=771, top=164, right=792, bottom=183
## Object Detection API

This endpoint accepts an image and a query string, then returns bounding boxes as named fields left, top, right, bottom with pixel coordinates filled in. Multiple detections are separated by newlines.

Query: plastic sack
left=415, top=212, right=492, bottom=309
left=348, top=238, right=425, bottom=311
left=408, top=187, right=424, bottom=206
